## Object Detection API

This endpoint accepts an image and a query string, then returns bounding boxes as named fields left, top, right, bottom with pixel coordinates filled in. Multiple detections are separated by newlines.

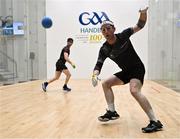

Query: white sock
left=147, top=109, right=157, bottom=122
left=108, top=103, right=115, bottom=112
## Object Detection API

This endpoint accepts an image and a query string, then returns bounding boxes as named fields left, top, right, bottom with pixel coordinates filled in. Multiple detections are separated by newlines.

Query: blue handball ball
left=41, top=16, right=53, bottom=28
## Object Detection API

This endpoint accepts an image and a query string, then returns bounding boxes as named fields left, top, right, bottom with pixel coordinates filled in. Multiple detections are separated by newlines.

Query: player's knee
left=130, top=87, right=139, bottom=96
left=102, top=80, right=111, bottom=88
left=67, top=73, right=71, bottom=78
left=102, top=81, right=106, bottom=88
left=55, top=77, right=59, bottom=80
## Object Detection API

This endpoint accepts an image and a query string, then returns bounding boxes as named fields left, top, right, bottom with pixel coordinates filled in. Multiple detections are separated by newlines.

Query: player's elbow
left=136, top=20, right=146, bottom=29
left=133, top=25, right=141, bottom=33
left=64, top=57, right=69, bottom=61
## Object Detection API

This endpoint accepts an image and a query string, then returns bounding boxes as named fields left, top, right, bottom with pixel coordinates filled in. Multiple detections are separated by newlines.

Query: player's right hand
left=92, top=74, right=98, bottom=87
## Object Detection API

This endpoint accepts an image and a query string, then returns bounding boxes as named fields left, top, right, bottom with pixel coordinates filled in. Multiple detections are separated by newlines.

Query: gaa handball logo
left=79, top=12, right=110, bottom=26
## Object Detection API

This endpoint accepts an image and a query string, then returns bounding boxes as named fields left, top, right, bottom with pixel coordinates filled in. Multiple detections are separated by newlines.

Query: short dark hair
left=67, top=38, right=73, bottom=42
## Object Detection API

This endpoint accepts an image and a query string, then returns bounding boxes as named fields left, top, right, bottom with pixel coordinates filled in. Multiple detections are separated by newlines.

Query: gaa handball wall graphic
left=76, top=11, right=111, bottom=44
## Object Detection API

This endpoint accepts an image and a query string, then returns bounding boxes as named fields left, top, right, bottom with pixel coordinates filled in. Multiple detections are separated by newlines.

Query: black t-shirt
left=57, top=46, right=70, bottom=64
left=94, top=28, right=144, bottom=72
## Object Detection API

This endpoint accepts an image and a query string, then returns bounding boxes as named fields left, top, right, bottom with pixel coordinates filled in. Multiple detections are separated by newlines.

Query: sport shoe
left=142, top=120, right=163, bottom=133
left=42, top=82, right=48, bottom=92
left=98, top=110, right=120, bottom=122
left=63, top=85, right=71, bottom=92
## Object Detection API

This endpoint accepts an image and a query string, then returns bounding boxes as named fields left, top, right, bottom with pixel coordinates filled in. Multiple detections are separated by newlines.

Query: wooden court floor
left=0, top=80, right=180, bottom=139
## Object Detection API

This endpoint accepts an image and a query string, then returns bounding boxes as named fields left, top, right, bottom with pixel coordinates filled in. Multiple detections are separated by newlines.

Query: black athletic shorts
left=56, top=60, right=67, bottom=71
left=114, top=65, right=145, bottom=84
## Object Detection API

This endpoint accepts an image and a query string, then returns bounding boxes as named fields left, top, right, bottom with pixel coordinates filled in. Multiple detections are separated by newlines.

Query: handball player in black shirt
left=42, top=38, right=75, bottom=92
left=92, top=7, right=163, bottom=133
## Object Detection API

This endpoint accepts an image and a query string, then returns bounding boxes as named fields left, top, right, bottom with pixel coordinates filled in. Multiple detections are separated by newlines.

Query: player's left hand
left=71, top=63, right=76, bottom=69
left=139, top=7, right=148, bottom=13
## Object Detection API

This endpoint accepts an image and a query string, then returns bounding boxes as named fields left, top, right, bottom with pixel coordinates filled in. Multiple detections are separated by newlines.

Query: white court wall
left=0, top=0, right=46, bottom=84
left=46, top=0, right=148, bottom=79
left=148, top=0, right=180, bottom=81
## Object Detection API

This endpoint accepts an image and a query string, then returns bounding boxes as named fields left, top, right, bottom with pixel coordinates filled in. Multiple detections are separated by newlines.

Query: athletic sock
left=147, top=109, right=157, bottom=122
left=108, top=103, right=115, bottom=112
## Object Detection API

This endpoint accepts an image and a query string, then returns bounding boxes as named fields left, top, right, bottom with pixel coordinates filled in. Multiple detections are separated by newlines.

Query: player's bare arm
left=133, top=7, right=148, bottom=33
left=64, top=52, right=75, bottom=68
